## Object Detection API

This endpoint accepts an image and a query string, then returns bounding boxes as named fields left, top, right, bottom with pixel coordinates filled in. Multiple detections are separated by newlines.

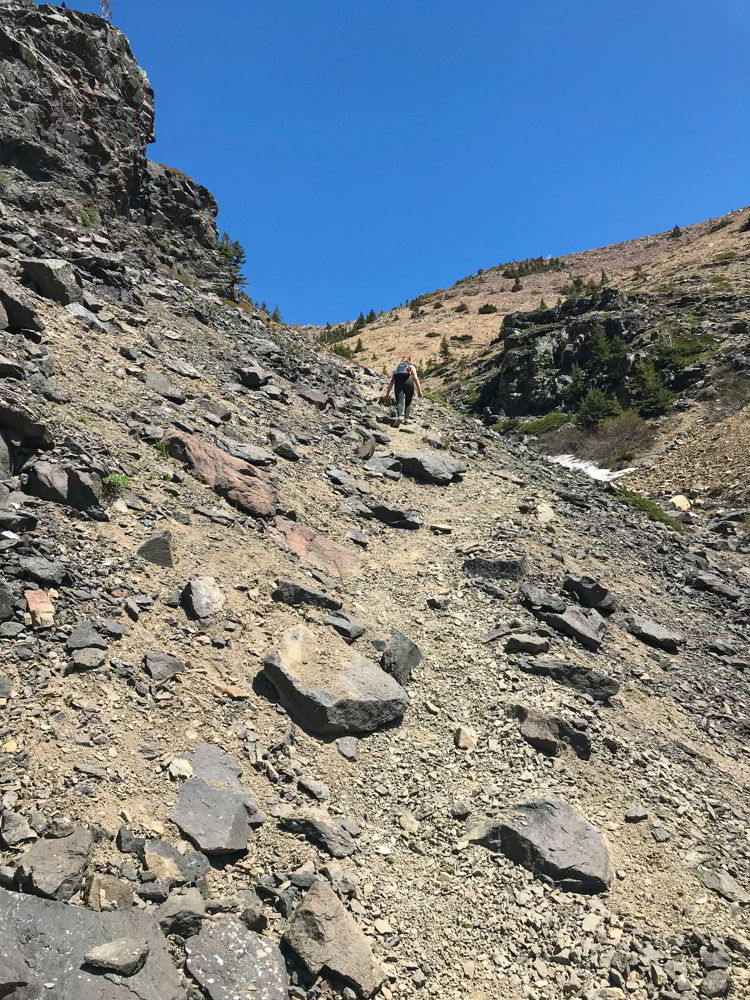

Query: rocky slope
left=0, top=5, right=749, bottom=1000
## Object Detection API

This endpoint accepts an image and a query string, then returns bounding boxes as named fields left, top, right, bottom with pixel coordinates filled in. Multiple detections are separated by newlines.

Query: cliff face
left=0, top=0, right=218, bottom=250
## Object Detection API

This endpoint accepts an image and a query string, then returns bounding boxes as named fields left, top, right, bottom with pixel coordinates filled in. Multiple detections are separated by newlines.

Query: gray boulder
left=396, top=449, right=467, bottom=485
left=505, top=633, right=550, bottom=655
left=367, top=503, right=423, bottom=529
left=14, top=827, right=93, bottom=899
left=563, top=575, right=617, bottom=613
left=284, top=880, right=382, bottom=997
left=689, top=572, right=740, bottom=601
left=469, top=798, right=612, bottom=893
left=143, top=649, right=185, bottom=683
left=381, top=629, right=422, bottom=684
left=697, top=868, right=749, bottom=904
left=237, top=362, right=269, bottom=388
left=182, top=576, right=225, bottom=618
left=84, top=938, right=149, bottom=976
left=517, top=657, right=619, bottom=702
left=22, top=258, right=83, bottom=304
left=626, top=615, right=683, bottom=653
left=0, top=887, right=185, bottom=999
left=363, top=454, right=401, bottom=477
left=464, top=554, right=527, bottom=580
left=143, top=371, right=185, bottom=403
left=170, top=746, right=257, bottom=856
left=273, top=577, right=341, bottom=610
left=0, top=269, right=43, bottom=331
left=137, top=530, right=175, bottom=567
left=537, top=605, right=607, bottom=651
left=519, top=582, right=566, bottom=613
left=185, top=916, right=288, bottom=1000
left=263, top=624, right=409, bottom=735
left=157, top=887, right=207, bottom=937
left=280, top=810, right=359, bottom=858
left=17, top=555, right=68, bottom=587
left=514, top=706, right=591, bottom=759
left=24, top=461, right=103, bottom=512
left=324, top=611, right=366, bottom=643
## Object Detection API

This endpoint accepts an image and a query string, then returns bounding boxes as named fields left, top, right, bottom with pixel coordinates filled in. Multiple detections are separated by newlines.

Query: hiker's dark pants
left=394, top=377, right=415, bottom=421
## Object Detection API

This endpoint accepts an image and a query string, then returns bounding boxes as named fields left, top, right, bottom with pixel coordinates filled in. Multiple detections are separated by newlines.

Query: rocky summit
left=0, top=5, right=749, bottom=1000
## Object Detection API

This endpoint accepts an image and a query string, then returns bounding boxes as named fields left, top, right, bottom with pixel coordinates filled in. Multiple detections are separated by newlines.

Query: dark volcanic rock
left=380, top=629, right=423, bottom=685
left=24, top=461, right=103, bottom=512
left=514, top=705, right=591, bottom=759
left=22, top=258, right=83, bottom=304
left=463, top=554, right=528, bottom=580
left=537, top=605, right=607, bottom=652
left=14, top=827, right=93, bottom=900
left=470, top=798, right=612, bottom=893
left=0, top=887, right=184, bottom=999
left=137, top=530, right=175, bottom=567
left=185, top=916, right=288, bottom=1000
left=263, top=624, right=409, bottom=735
left=517, top=656, right=619, bottom=702
left=563, top=575, right=617, bottom=613
left=368, top=502, right=423, bottom=529
left=396, top=449, right=467, bottom=485
left=0, top=270, right=43, bottom=332
left=18, top=555, right=68, bottom=587
left=626, top=614, right=683, bottom=653
left=272, top=577, right=342, bottom=610
left=143, top=649, right=185, bottom=683
left=324, top=611, right=366, bottom=643
left=280, top=811, right=359, bottom=858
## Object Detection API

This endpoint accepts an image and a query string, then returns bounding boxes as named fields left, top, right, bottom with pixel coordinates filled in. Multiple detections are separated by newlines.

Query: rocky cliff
left=0, top=6, right=749, bottom=1000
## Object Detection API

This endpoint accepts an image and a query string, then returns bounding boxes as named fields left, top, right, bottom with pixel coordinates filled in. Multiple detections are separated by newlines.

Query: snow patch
left=548, top=453, right=636, bottom=482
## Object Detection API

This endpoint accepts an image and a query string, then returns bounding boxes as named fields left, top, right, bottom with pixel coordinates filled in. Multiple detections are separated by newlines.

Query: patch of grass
left=710, top=274, right=731, bottom=288
left=422, top=388, right=450, bottom=407
left=539, top=410, right=656, bottom=468
left=522, top=412, right=571, bottom=435
left=154, top=441, right=170, bottom=459
left=496, top=417, right=520, bottom=434
left=478, top=303, right=498, bottom=315
left=102, top=473, right=132, bottom=498
left=79, top=205, right=101, bottom=228
left=708, top=218, right=731, bottom=234
left=713, top=251, right=737, bottom=264
left=171, top=264, right=196, bottom=288
left=618, top=489, right=684, bottom=533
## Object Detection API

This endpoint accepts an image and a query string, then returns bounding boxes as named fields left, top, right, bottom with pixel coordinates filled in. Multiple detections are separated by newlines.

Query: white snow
left=547, top=453, right=636, bottom=482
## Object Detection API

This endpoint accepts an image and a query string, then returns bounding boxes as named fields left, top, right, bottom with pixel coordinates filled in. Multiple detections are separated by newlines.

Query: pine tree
left=576, top=388, right=618, bottom=429
left=218, top=232, right=247, bottom=299
left=355, top=337, right=364, bottom=353
left=366, top=309, right=377, bottom=324
left=539, top=297, right=548, bottom=310
left=271, top=305, right=281, bottom=323
left=439, top=336, right=451, bottom=361
left=353, top=312, right=366, bottom=331
left=632, top=361, right=674, bottom=417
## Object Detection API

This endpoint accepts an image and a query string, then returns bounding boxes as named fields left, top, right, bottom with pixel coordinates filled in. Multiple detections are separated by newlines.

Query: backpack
left=394, top=362, right=412, bottom=377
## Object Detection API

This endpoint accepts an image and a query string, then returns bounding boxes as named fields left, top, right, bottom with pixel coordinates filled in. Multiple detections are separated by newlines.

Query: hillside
left=0, top=5, right=749, bottom=1000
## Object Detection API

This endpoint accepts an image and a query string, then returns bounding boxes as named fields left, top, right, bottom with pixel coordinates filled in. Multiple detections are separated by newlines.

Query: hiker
left=384, top=359, right=422, bottom=425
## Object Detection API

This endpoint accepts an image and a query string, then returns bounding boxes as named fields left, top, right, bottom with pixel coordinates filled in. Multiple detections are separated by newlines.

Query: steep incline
left=0, top=6, right=749, bottom=1000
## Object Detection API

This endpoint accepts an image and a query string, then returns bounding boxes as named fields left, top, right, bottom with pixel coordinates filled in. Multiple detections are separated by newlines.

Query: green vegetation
left=670, top=224, right=682, bottom=239
left=366, top=309, right=377, bottom=323
left=102, top=473, right=131, bottom=498
left=318, top=323, right=356, bottom=346
left=422, top=388, right=450, bottom=407
left=218, top=232, right=247, bottom=299
left=154, top=441, right=169, bottom=459
left=332, top=342, right=353, bottom=359
left=79, top=205, right=101, bottom=229
left=502, top=256, right=563, bottom=279
left=478, top=303, right=498, bottom=314
left=425, top=331, right=441, bottom=339
left=714, top=251, right=737, bottom=263
left=708, top=218, right=731, bottom=234
left=631, top=361, right=674, bottom=417
left=433, top=300, right=444, bottom=309
left=439, top=336, right=452, bottom=361
left=521, top=412, right=571, bottom=435
left=496, top=417, right=520, bottom=434
left=618, top=489, right=684, bottom=533
left=450, top=334, right=474, bottom=344
left=575, top=388, right=619, bottom=428
left=559, top=274, right=600, bottom=298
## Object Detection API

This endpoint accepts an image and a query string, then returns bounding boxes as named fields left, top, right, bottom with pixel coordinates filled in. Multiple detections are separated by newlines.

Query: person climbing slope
left=383, top=358, right=423, bottom=426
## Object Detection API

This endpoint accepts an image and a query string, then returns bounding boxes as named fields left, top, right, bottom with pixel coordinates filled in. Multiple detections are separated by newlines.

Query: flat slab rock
left=469, top=798, right=613, bottom=894
left=626, top=614, right=683, bottom=653
left=263, top=624, right=409, bottom=735
left=517, top=656, right=620, bottom=702
left=185, top=916, right=288, bottom=1000
left=170, top=745, right=257, bottom=855
left=395, top=449, right=467, bottom=485
left=0, top=887, right=185, bottom=999
left=270, top=517, right=364, bottom=581
left=284, top=880, right=382, bottom=997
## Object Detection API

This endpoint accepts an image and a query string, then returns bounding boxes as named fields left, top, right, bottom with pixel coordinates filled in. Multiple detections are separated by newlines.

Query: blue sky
left=63, top=1, right=748, bottom=324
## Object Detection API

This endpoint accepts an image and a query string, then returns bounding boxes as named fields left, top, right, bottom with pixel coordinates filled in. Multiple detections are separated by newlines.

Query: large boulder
left=22, top=258, right=83, bottom=304
left=514, top=706, right=591, bottom=759
left=0, top=270, right=43, bottom=331
left=182, top=576, right=225, bottom=618
left=537, top=605, right=607, bottom=652
left=284, top=880, right=382, bottom=997
left=263, top=624, right=409, bottom=735
left=185, top=916, right=288, bottom=1000
left=162, top=426, right=276, bottom=518
left=13, top=827, right=93, bottom=900
left=469, top=798, right=613, bottom=893
left=24, top=461, right=103, bottom=512
left=272, top=577, right=342, bottom=611
left=563, top=575, right=617, bottom=614
left=0, top=888, right=185, bottom=999
left=395, top=449, right=467, bottom=485
left=464, top=554, right=527, bottom=580
left=381, top=629, right=422, bottom=685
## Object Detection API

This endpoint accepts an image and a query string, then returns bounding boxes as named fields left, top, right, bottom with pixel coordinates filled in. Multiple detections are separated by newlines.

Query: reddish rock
left=271, top=517, right=364, bottom=581
left=162, top=427, right=276, bottom=518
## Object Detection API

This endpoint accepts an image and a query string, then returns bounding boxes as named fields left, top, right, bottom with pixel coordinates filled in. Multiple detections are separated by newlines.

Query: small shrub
left=631, top=361, right=674, bottom=417
left=451, top=334, right=474, bottom=344
left=454, top=302, right=469, bottom=313
left=433, top=300, right=444, bottom=310
left=576, top=388, right=619, bottom=428
left=154, top=441, right=169, bottom=458
left=425, top=331, right=440, bottom=339
left=439, top=337, right=451, bottom=361
left=669, top=224, right=682, bottom=239
left=618, top=490, right=684, bottom=532
left=522, top=412, right=571, bottom=435
left=422, top=388, right=450, bottom=407
left=714, top=251, right=737, bottom=263
left=496, top=417, right=520, bottom=434
left=333, top=342, right=353, bottom=359
left=102, top=473, right=131, bottom=498
left=478, top=303, right=498, bottom=314
left=511, top=277, right=523, bottom=292
left=79, top=205, right=101, bottom=228
left=271, top=305, right=282, bottom=322
left=708, top=218, right=731, bottom=234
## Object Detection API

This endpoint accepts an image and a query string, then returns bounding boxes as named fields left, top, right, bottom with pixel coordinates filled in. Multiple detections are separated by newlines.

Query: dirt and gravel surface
left=0, top=4, right=749, bottom=999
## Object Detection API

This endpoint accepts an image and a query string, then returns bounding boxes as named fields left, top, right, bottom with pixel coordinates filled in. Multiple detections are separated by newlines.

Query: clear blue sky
left=63, top=1, right=748, bottom=324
